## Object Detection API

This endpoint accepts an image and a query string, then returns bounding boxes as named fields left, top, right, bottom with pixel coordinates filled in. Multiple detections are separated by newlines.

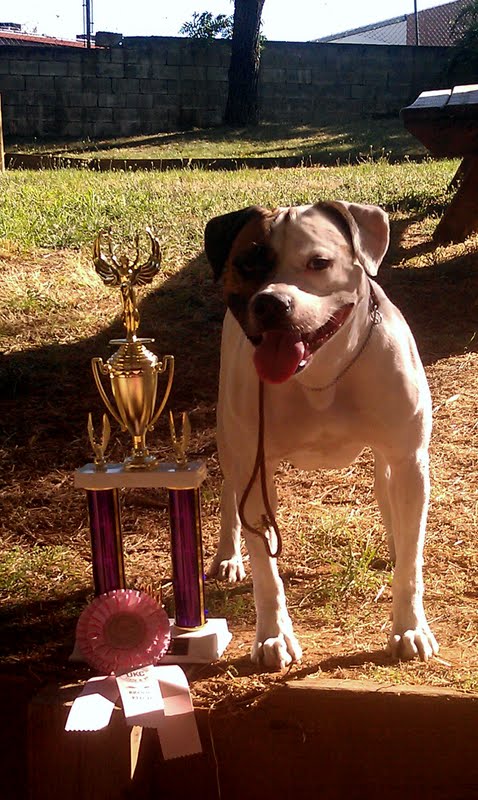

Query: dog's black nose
left=252, top=292, right=293, bottom=325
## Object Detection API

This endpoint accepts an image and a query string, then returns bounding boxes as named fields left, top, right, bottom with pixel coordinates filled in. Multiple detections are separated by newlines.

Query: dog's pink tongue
left=253, top=331, right=305, bottom=384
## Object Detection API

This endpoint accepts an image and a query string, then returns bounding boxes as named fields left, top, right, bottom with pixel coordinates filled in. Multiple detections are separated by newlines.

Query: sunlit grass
left=0, top=158, right=457, bottom=252
left=0, top=544, right=90, bottom=603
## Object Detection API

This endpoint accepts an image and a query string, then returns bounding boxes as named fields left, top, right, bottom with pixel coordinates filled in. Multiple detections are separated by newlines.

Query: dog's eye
left=234, top=244, right=275, bottom=278
left=307, top=256, right=331, bottom=271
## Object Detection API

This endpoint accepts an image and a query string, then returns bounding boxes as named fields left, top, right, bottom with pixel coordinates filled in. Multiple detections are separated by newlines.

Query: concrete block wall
left=259, top=41, right=452, bottom=121
left=0, top=36, right=460, bottom=140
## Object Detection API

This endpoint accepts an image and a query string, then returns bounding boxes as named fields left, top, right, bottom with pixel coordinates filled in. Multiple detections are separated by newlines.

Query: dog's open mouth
left=252, top=303, right=354, bottom=384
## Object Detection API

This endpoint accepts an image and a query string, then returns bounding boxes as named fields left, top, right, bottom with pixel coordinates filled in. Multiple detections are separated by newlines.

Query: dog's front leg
left=207, top=477, right=246, bottom=583
left=246, top=529, right=302, bottom=670
left=238, top=471, right=302, bottom=670
left=387, top=449, right=439, bottom=661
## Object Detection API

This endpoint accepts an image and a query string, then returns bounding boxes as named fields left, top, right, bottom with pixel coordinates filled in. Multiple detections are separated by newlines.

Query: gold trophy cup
left=91, top=229, right=174, bottom=469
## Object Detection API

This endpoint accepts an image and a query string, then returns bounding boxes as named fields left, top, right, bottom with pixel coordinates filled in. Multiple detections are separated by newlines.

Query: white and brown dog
left=204, top=201, right=438, bottom=670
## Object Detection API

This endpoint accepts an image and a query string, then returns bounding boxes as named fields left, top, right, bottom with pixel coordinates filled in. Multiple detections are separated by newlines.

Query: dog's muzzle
left=249, top=291, right=354, bottom=384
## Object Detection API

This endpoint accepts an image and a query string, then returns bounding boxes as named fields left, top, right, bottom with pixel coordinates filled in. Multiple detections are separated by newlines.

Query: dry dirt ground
left=0, top=215, right=477, bottom=707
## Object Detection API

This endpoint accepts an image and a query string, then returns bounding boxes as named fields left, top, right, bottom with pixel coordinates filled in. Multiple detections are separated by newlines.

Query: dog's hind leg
left=207, top=478, right=246, bottom=583
left=373, top=451, right=395, bottom=563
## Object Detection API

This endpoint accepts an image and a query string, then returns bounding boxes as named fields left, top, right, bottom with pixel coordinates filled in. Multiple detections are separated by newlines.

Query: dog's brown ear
left=204, top=206, right=265, bottom=281
left=320, top=201, right=390, bottom=276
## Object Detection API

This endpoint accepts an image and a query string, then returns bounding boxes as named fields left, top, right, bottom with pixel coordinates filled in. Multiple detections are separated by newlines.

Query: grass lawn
left=7, top=118, right=427, bottom=164
left=1, top=131, right=477, bottom=704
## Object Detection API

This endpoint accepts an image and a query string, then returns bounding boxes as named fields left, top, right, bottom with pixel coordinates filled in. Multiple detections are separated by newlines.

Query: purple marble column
left=168, top=488, right=206, bottom=629
left=86, top=488, right=125, bottom=595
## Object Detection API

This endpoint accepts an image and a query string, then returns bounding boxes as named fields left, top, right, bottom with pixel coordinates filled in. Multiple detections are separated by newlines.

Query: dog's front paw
left=251, top=631, right=302, bottom=671
left=207, top=554, right=245, bottom=583
left=388, top=622, right=439, bottom=662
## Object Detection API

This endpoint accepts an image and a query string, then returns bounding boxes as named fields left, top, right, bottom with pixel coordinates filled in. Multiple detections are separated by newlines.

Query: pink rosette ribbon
left=76, top=589, right=171, bottom=674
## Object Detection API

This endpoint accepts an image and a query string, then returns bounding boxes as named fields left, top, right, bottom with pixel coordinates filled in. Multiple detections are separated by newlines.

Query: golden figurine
left=93, top=228, right=161, bottom=339
left=91, top=229, right=174, bottom=469
left=169, top=411, right=191, bottom=468
left=87, top=412, right=111, bottom=470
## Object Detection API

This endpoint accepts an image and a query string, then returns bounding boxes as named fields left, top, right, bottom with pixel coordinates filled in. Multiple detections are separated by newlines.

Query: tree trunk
left=224, top=0, right=265, bottom=126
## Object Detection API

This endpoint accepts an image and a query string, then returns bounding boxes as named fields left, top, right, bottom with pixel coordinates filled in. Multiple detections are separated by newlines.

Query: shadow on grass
left=7, top=121, right=426, bottom=165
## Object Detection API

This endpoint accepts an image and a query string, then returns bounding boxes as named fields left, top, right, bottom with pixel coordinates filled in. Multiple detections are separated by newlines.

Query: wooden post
left=434, top=156, right=478, bottom=243
left=0, top=94, right=5, bottom=173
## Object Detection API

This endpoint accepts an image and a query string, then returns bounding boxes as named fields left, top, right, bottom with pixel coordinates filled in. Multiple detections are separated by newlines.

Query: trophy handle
left=91, top=357, right=125, bottom=429
left=149, top=355, right=175, bottom=430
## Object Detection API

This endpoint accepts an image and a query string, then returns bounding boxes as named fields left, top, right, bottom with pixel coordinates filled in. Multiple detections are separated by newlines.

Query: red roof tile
left=0, top=31, right=90, bottom=47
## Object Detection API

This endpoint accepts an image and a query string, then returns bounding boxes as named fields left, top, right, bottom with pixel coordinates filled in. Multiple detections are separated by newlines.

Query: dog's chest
left=264, top=392, right=366, bottom=470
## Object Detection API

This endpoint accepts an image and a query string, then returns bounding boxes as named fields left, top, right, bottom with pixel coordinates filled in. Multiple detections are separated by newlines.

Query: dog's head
left=205, top=201, right=389, bottom=384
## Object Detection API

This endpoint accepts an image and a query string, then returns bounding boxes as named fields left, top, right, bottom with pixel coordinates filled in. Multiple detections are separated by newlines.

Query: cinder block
left=97, top=62, right=124, bottom=78
left=95, top=107, right=114, bottom=122
left=205, top=66, right=227, bottom=82
left=125, top=63, right=151, bottom=79
left=125, top=94, right=153, bottom=109
left=67, top=61, right=83, bottom=77
left=110, top=48, right=125, bottom=64
left=350, top=84, right=366, bottom=100
left=65, top=92, right=97, bottom=107
left=117, top=118, right=143, bottom=136
left=39, top=61, right=69, bottom=77
left=1, top=74, right=26, bottom=90
left=94, top=77, right=113, bottom=92
left=54, top=49, right=83, bottom=63
left=156, top=65, right=180, bottom=80
left=2, top=90, right=25, bottom=106
left=54, top=76, right=82, bottom=92
left=180, top=65, right=206, bottom=82
left=91, top=121, right=117, bottom=138
left=53, top=121, right=82, bottom=138
left=261, top=68, right=286, bottom=84
left=111, top=77, right=139, bottom=93
left=139, top=78, right=169, bottom=94
left=10, top=60, right=39, bottom=76
left=98, top=93, right=124, bottom=108
left=62, top=106, right=82, bottom=122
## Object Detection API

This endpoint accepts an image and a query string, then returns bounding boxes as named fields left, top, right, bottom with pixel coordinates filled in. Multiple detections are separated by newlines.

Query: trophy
left=91, top=229, right=174, bottom=469
left=73, top=227, right=231, bottom=666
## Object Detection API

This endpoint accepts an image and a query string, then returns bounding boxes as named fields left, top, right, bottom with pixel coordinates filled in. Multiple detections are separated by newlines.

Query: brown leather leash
left=238, top=379, right=283, bottom=558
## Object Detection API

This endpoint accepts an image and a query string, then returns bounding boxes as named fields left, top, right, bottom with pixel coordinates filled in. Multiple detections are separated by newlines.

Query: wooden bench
left=401, top=84, right=478, bottom=243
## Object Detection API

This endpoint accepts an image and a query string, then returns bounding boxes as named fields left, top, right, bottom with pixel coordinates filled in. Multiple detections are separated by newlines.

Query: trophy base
left=123, top=454, right=158, bottom=470
left=161, top=619, right=232, bottom=664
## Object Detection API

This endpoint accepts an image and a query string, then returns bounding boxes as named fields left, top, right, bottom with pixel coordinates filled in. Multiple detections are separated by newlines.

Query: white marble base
left=161, top=618, right=232, bottom=664
left=74, top=460, right=207, bottom=490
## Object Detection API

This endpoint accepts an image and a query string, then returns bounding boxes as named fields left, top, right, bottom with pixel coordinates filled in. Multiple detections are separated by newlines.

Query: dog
left=204, top=200, right=438, bottom=671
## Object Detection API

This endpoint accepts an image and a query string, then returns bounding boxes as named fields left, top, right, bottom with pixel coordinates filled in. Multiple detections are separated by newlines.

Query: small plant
left=298, top=526, right=389, bottom=608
